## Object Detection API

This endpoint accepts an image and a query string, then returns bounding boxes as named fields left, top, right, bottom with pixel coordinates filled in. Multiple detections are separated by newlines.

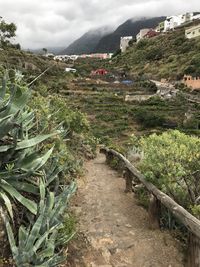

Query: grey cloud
left=0, top=0, right=200, bottom=49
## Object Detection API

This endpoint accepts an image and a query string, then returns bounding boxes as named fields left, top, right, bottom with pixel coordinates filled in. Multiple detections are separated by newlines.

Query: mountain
left=94, top=17, right=166, bottom=53
left=61, top=26, right=113, bottom=55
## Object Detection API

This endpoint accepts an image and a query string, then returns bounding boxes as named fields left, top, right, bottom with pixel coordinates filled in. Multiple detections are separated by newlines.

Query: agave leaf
left=0, top=144, right=15, bottom=153
left=1, top=211, right=18, bottom=256
left=0, top=192, right=13, bottom=219
left=9, top=86, right=31, bottom=115
left=38, top=231, right=57, bottom=260
left=9, top=181, right=39, bottom=194
left=20, top=147, right=54, bottom=172
left=45, top=166, right=62, bottom=186
left=16, top=133, right=56, bottom=150
left=49, top=183, right=76, bottom=226
left=0, top=75, right=7, bottom=100
left=25, top=212, right=45, bottom=251
left=0, top=112, right=20, bottom=139
left=42, top=254, right=66, bottom=267
left=46, top=192, right=55, bottom=214
left=39, top=179, right=46, bottom=211
left=18, top=225, right=28, bottom=248
left=33, top=225, right=59, bottom=254
left=1, top=180, right=37, bottom=215
left=0, top=132, right=57, bottom=153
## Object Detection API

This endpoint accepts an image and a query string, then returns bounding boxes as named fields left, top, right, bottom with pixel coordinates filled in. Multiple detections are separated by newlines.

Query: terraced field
left=59, top=78, right=200, bottom=146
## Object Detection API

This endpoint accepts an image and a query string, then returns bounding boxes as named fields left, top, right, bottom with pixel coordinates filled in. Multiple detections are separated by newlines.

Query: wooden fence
left=100, top=147, right=200, bottom=267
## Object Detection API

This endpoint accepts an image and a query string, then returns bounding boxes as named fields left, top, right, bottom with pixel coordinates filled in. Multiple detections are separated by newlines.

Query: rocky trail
left=67, top=153, right=184, bottom=267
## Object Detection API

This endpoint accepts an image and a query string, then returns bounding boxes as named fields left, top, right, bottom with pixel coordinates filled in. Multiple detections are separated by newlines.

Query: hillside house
left=136, top=29, right=150, bottom=42
left=164, top=13, right=193, bottom=31
left=143, top=29, right=159, bottom=39
left=193, top=13, right=200, bottom=20
left=183, top=75, right=200, bottom=90
left=120, top=36, right=133, bottom=52
left=91, top=69, right=108, bottom=75
left=185, top=24, right=200, bottom=39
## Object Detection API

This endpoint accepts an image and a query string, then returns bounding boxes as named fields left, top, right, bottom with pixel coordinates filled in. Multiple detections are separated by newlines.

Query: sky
left=0, top=0, right=200, bottom=49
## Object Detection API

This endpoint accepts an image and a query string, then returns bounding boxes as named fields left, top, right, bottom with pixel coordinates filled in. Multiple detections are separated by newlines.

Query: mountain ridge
left=61, top=26, right=113, bottom=55
left=94, top=16, right=166, bottom=53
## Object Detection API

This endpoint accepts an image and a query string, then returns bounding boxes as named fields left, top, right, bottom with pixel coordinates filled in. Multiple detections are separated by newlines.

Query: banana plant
left=2, top=180, right=76, bottom=267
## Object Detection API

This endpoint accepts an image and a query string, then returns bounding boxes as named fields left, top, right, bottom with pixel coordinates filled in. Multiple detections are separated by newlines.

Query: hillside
left=61, top=26, right=112, bottom=55
left=94, top=17, right=166, bottom=53
left=111, top=28, right=200, bottom=80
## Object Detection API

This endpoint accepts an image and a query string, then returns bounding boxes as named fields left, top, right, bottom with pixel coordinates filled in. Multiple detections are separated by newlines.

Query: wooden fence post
left=148, top=194, right=161, bottom=230
left=187, top=233, right=200, bottom=267
left=123, top=168, right=133, bottom=193
left=106, top=151, right=114, bottom=165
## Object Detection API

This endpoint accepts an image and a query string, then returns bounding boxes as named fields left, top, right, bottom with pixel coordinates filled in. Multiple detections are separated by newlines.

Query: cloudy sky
left=0, top=0, right=200, bottom=49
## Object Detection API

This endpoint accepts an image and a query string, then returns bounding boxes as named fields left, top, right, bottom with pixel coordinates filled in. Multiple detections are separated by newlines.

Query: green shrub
left=134, top=108, right=166, bottom=127
left=139, top=130, right=200, bottom=216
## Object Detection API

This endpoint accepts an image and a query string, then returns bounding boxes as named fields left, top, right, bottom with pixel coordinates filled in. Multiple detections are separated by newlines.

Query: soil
left=66, top=153, right=184, bottom=267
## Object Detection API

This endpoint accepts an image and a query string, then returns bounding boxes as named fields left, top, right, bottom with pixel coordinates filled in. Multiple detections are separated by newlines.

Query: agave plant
left=2, top=180, right=76, bottom=267
left=0, top=71, right=58, bottom=218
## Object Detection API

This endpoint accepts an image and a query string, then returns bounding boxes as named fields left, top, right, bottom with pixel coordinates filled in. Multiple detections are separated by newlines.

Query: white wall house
left=136, top=29, right=150, bottom=42
left=164, top=13, right=194, bottom=32
left=193, top=14, right=200, bottom=20
left=120, top=36, right=133, bottom=52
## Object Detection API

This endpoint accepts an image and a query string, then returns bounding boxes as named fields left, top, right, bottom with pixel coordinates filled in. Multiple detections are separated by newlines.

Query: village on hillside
left=48, top=12, right=200, bottom=91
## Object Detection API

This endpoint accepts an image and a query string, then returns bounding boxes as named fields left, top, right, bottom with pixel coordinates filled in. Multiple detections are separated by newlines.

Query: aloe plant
left=2, top=180, right=76, bottom=267
left=0, top=72, right=58, bottom=218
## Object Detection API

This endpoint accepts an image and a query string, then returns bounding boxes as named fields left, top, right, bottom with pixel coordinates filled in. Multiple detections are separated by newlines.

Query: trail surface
left=68, top=153, right=184, bottom=267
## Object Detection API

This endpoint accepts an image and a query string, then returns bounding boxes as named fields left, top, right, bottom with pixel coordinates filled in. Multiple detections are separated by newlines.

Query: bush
left=145, top=46, right=163, bottom=61
left=134, top=108, right=166, bottom=128
left=139, top=130, right=200, bottom=216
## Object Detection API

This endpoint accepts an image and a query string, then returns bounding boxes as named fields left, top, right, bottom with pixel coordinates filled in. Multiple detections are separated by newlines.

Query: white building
left=54, top=55, right=78, bottom=61
left=193, top=13, right=200, bottom=20
left=65, top=67, right=77, bottom=73
left=164, top=13, right=194, bottom=32
left=120, top=36, right=133, bottom=52
left=136, top=29, right=150, bottom=42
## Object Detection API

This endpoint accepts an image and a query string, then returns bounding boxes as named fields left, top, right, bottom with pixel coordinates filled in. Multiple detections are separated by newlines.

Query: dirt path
left=68, top=153, right=184, bottom=267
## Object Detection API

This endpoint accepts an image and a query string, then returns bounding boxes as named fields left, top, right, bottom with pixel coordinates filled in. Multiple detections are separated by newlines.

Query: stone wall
left=183, top=75, right=200, bottom=90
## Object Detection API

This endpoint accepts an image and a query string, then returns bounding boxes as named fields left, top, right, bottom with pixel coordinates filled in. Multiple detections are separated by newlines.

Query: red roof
left=91, top=69, right=108, bottom=75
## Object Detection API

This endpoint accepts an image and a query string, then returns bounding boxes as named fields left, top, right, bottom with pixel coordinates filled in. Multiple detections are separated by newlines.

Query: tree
left=0, top=17, right=17, bottom=47
left=42, top=47, right=48, bottom=55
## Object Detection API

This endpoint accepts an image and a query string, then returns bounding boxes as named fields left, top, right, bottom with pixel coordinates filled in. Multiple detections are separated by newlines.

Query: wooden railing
left=100, top=147, right=200, bottom=267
